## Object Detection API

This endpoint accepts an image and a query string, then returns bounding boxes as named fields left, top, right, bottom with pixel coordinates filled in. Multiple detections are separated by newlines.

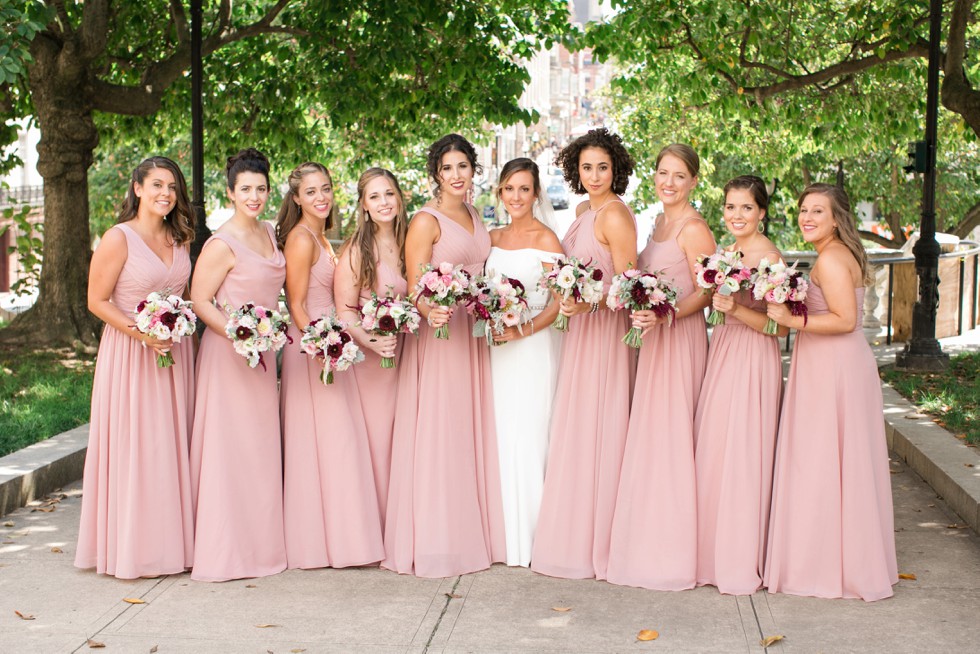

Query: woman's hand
left=426, top=304, right=453, bottom=329
left=631, top=309, right=661, bottom=335
left=364, top=333, right=398, bottom=359
left=712, top=292, right=736, bottom=315
left=134, top=329, right=174, bottom=358
left=491, top=325, right=525, bottom=344
left=766, top=302, right=793, bottom=327
left=558, top=297, right=592, bottom=317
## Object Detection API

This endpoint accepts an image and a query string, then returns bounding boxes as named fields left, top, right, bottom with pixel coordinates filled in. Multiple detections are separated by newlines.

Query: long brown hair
left=116, top=156, right=195, bottom=244
left=798, top=183, right=870, bottom=283
left=274, top=162, right=338, bottom=248
left=344, top=168, right=408, bottom=291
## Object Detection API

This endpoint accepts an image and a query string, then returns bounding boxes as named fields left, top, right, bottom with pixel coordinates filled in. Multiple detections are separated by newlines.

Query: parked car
left=547, top=183, right=569, bottom=210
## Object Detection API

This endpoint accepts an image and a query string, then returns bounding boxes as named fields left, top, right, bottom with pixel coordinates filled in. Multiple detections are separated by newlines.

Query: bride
left=486, top=157, right=564, bottom=567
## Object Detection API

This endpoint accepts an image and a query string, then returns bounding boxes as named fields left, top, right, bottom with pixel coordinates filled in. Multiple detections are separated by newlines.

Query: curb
left=882, top=384, right=980, bottom=533
left=0, top=424, right=88, bottom=517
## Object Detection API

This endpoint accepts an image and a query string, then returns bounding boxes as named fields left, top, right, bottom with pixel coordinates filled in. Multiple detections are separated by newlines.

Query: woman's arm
left=673, top=217, right=717, bottom=320
left=334, top=246, right=398, bottom=357
left=767, top=244, right=859, bottom=334
left=405, top=211, right=450, bottom=329
left=282, top=230, right=318, bottom=331
left=189, top=238, right=237, bottom=337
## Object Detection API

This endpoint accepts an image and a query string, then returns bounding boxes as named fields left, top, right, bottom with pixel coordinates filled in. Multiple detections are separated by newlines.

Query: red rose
left=326, top=343, right=343, bottom=358
left=378, top=315, right=397, bottom=332
left=591, top=269, right=604, bottom=281
left=235, top=326, right=252, bottom=340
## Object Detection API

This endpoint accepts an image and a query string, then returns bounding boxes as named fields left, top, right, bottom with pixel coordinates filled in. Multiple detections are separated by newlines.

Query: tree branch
left=859, top=230, right=902, bottom=248
left=77, top=0, right=110, bottom=60
left=169, top=0, right=190, bottom=47
left=43, top=0, right=73, bottom=38
left=953, top=200, right=980, bottom=239
left=941, top=0, right=980, bottom=137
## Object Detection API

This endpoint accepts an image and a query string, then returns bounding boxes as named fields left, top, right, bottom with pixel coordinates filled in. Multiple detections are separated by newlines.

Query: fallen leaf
left=87, top=640, right=106, bottom=649
left=150, top=646, right=158, bottom=653
left=965, top=463, right=975, bottom=468
left=255, top=624, right=280, bottom=628
left=551, top=606, right=572, bottom=612
left=928, top=504, right=936, bottom=507
left=761, top=634, right=785, bottom=647
left=889, top=470, right=899, bottom=474
left=2, top=540, right=14, bottom=544
left=445, top=592, right=462, bottom=599
left=15, top=610, right=36, bottom=620
left=123, top=598, right=146, bottom=604
left=50, top=547, right=63, bottom=553
left=899, top=573, right=917, bottom=580
left=291, top=650, right=307, bottom=653
left=31, top=506, right=55, bottom=513
left=245, top=584, right=257, bottom=589
left=2, top=521, right=13, bottom=527
left=905, top=413, right=927, bottom=420
left=637, top=629, right=659, bottom=641
left=948, top=524, right=968, bottom=529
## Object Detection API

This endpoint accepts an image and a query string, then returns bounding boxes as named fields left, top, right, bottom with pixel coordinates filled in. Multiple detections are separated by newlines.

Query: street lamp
left=896, top=0, right=948, bottom=370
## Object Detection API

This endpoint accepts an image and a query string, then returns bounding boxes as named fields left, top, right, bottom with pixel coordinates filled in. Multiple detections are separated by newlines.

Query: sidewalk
left=2, top=330, right=978, bottom=653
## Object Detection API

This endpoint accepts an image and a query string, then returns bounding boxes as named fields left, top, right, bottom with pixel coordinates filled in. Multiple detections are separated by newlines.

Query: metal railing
left=0, top=185, right=44, bottom=210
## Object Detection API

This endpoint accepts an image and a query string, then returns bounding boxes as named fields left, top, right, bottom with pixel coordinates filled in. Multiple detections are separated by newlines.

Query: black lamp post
left=896, top=0, right=948, bottom=370
left=189, top=0, right=211, bottom=264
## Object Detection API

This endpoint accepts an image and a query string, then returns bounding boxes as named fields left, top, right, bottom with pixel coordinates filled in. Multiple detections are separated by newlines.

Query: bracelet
left=529, top=320, right=535, bottom=336
left=589, top=302, right=599, bottom=314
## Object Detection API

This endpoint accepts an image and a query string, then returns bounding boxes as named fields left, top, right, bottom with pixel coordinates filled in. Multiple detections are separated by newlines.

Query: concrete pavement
left=3, top=451, right=980, bottom=653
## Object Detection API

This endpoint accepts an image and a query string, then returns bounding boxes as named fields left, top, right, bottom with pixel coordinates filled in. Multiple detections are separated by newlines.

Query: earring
left=757, top=221, right=765, bottom=233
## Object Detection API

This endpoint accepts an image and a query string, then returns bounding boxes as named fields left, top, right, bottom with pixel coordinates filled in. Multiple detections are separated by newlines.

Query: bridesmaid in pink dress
left=530, top=128, right=638, bottom=581
left=606, top=144, right=716, bottom=591
left=278, top=162, right=383, bottom=569
left=189, top=149, right=287, bottom=581
left=76, top=157, right=195, bottom=579
left=334, top=168, right=410, bottom=523
left=382, top=134, right=506, bottom=577
left=764, top=184, right=898, bottom=601
left=694, top=176, right=785, bottom=595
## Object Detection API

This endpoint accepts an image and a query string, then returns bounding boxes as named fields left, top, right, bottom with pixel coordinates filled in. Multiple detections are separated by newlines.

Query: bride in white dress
left=486, top=158, right=564, bottom=567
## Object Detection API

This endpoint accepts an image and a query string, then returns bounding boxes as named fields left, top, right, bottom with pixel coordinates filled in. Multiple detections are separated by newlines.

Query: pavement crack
left=748, top=594, right=766, bottom=648
left=423, top=576, right=462, bottom=652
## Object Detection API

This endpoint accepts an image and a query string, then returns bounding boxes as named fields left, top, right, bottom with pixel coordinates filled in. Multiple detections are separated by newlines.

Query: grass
left=882, top=351, right=980, bottom=445
left=0, top=344, right=95, bottom=457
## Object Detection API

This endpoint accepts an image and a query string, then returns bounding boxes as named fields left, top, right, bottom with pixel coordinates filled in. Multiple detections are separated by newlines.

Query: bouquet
left=606, top=269, right=679, bottom=348
left=300, top=314, right=364, bottom=384
left=133, top=291, right=197, bottom=367
left=694, top=249, right=754, bottom=326
left=414, top=262, right=472, bottom=340
left=224, top=302, right=291, bottom=371
left=465, top=272, right=530, bottom=345
left=359, top=291, right=421, bottom=368
left=537, top=256, right=605, bottom=332
left=751, top=258, right=809, bottom=335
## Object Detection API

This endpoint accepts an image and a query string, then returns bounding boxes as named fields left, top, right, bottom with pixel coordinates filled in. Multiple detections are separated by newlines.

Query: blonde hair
left=798, top=183, right=870, bottom=283
left=655, top=143, right=700, bottom=177
left=343, top=168, right=408, bottom=291
left=274, top=162, right=338, bottom=248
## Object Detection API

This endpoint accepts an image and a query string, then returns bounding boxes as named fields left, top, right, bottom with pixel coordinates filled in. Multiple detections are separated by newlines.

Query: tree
left=1, top=0, right=571, bottom=345
left=587, top=0, right=980, bottom=245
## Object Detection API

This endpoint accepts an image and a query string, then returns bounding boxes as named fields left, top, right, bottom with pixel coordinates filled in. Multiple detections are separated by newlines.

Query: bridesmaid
left=486, top=158, right=564, bottom=567
left=76, top=157, right=195, bottom=579
left=189, top=148, right=287, bottom=581
left=606, top=143, right=716, bottom=591
left=530, top=128, right=638, bottom=581
left=764, top=183, right=898, bottom=601
left=694, top=176, right=785, bottom=595
left=334, top=168, right=409, bottom=523
left=276, top=161, right=384, bottom=570
left=382, top=134, right=506, bottom=577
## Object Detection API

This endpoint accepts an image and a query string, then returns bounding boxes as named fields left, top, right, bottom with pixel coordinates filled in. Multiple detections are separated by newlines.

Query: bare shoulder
left=574, top=199, right=590, bottom=217
left=532, top=224, right=564, bottom=254
left=97, top=225, right=127, bottom=251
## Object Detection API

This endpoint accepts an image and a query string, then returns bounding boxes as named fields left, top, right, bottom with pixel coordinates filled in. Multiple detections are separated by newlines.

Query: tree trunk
left=5, top=41, right=101, bottom=346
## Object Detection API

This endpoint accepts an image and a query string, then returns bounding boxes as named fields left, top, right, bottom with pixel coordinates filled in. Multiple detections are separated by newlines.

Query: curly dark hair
left=555, top=128, right=634, bottom=196
left=426, top=134, right=483, bottom=198
left=226, top=147, right=270, bottom=189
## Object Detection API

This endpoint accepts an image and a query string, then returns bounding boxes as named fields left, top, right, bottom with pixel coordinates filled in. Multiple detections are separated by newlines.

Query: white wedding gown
left=486, top=246, right=562, bottom=566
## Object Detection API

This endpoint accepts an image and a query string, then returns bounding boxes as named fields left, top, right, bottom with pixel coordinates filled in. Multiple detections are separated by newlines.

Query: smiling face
left=578, top=146, right=614, bottom=198
left=227, top=171, right=269, bottom=220
left=797, top=192, right=837, bottom=244
left=437, top=149, right=474, bottom=199
left=292, top=170, right=334, bottom=222
left=723, top=188, right=766, bottom=238
left=362, top=174, right=400, bottom=225
left=134, top=167, right=177, bottom=219
left=499, top=169, right=536, bottom=221
left=655, top=153, right=697, bottom=208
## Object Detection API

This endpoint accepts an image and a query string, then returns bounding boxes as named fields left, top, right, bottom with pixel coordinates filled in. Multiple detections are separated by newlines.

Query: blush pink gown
left=606, top=217, right=708, bottom=591
left=189, top=222, right=287, bottom=582
left=347, top=259, right=408, bottom=523
left=281, top=226, right=384, bottom=569
left=694, top=290, right=782, bottom=594
left=75, top=223, right=195, bottom=579
left=530, top=199, right=635, bottom=581
left=764, top=283, right=898, bottom=601
left=382, top=205, right=506, bottom=578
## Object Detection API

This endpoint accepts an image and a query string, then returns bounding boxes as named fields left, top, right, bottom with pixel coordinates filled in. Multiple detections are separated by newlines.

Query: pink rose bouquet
left=606, top=268, right=679, bottom=348
left=413, top=262, right=472, bottom=340
left=133, top=291, right=197, bottom=367
left=694, top=249, right=754, bottom=326
left=751, top=258, right=809, bottom=335
left=359, top=291, right=421, bottom=368
left=537, top=256, right=605, bottom=332
left=465, top=272, right=530, bottom=345
left=224, top=302, right=291, bottom=371
left=300, top=313, right=364, bottom=384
